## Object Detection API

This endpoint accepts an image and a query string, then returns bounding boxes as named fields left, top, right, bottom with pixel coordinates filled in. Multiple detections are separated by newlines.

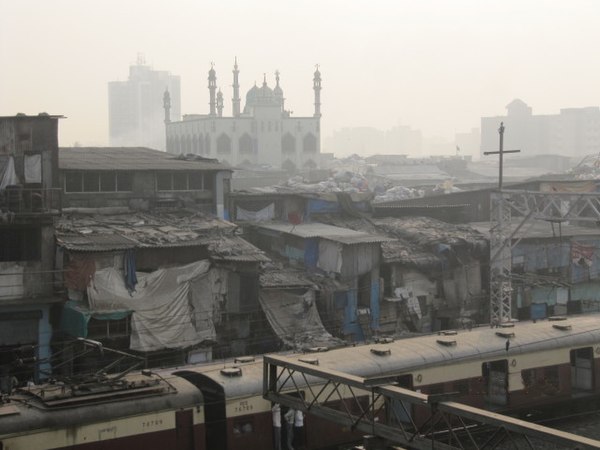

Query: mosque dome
left=244, top=77, right=280, bottom=110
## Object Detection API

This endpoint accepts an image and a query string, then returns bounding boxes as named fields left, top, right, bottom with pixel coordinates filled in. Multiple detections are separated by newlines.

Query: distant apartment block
left=481, top=99, right=600, bottom=158
left=108, top=56, right=180, bottom=151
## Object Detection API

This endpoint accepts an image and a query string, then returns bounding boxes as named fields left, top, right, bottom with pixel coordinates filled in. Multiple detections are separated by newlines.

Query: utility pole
left=483, top=123, right=520, bottom=324
left=483, top=122, right=520, bottom=190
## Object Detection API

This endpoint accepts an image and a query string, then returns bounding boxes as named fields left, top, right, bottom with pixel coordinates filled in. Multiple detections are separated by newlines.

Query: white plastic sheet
left=24, top=154, right=41, bottom=183
left=87, top=260, right=211, bottom=351
left=317, top=240, right=343, bottom=273
left=236, top=203, right=275, bottom=221
left=0, top=157, right=18, bottom=189
left=0, top=262, right=24, bottom=300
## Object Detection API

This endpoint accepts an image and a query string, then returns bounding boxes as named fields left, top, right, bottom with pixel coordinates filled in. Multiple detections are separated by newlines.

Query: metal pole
left=498, top=122, right=505, bottom=190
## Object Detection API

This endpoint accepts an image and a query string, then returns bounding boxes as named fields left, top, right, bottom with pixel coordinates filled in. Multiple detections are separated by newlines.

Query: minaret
left=208, top=63, right=217, bottom=116
left=217, top=89, right=224, bottom=117
left=274, top=70, right=284, bottom=110
left=313, top=65, right=322, bottom=118
left=232, top=57, right=241, bottom=117
left=163, top=88, right=171, bottom=125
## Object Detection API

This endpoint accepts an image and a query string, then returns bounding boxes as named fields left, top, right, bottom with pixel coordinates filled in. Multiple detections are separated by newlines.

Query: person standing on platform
left=272, top=403, right=282, bottom=450
left=294, top=409, right=305, bottom=450
left=284, top=407, right=295, bottom=450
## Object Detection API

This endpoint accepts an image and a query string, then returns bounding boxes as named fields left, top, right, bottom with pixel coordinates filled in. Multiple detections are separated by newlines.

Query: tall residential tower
left=108, top=55, right=181, bottom=151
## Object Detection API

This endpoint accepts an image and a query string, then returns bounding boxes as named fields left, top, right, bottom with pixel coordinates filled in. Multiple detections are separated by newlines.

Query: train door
left=571, top=347, right=594, bottom=392
left=199, top=386, right=227, bottom=450
left=482, top=360, right=508, bottom=406
left=175, top=371, right=227, bottom=450
left=388, top=374, right=413, bottom=425
left=176, top=409, right=195, bottom=450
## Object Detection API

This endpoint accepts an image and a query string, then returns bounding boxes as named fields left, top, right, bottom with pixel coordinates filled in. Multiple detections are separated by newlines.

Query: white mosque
left=164, top=59, right=321, bottom=171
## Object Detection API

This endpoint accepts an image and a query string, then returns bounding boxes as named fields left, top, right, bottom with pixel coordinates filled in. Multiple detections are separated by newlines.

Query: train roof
left=176, top=314, right=600, bottom=398
left=0, top=370, right=203, bottom=436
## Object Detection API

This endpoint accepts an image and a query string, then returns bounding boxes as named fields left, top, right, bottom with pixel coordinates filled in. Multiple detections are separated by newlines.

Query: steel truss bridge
left=490, top=189, right=600, bottom=324
left=264, top=354, right=600, bottom=450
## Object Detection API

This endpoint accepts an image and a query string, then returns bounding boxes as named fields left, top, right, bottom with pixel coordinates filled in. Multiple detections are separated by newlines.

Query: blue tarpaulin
left=530, top=303, right=547, bottom=320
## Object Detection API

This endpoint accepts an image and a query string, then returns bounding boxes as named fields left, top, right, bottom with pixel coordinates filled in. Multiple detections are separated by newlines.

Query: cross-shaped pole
left=483, top=122, right=520, bottom=190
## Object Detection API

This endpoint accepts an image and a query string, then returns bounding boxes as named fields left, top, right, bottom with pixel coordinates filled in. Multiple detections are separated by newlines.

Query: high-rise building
left=165, top=60, right=321, bottom=171
left=481, top=99, right=600, bottom=158
left=108, top=55, right=180, bottom=151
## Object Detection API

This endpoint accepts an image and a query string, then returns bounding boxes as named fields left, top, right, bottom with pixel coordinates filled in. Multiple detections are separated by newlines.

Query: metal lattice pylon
left=490, top=191, right=513, bottom=324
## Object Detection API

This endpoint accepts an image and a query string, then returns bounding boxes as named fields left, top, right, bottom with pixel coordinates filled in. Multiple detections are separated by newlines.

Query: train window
left=427, top=383, right=444, bottom=395
left=571, top=347, right=594, bottom=391
left=453, top=380, right=469, bottom=396
left=233, top=419, right=254, bottom=435
left=521, top=369, right=534, bottom=389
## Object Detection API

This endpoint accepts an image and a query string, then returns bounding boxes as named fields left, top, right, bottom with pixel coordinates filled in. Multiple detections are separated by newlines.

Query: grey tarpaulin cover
left=259, top=289, right=344, bottom=350
left=87, top=260, right=213, bottom=351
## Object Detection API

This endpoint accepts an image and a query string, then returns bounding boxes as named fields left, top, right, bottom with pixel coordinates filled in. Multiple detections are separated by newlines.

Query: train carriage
left=3, top=314, right=600, bottom=450
left=177, top=314, right=600, bottom=450
left=0, top=370, right=205, bottom=450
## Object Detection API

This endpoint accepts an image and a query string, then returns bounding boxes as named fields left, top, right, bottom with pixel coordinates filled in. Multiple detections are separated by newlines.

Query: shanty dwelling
left=0, top=114, right=63, bottom=389
left=227, top=189, right=371, bottom=224
left=313, top=215, right=489, bottom=333
left=470, top=219, right=600, bottom=321
left=373, top=217, right=488, bottom=330
left=246, top=222, right=391, bottom=342
left=54, top=210, right=269, bottom=375
left=58, top=147, right=232, bottom=219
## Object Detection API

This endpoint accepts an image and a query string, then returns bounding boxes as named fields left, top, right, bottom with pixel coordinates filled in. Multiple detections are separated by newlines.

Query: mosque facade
left=164, top=60, right=321, bottom=170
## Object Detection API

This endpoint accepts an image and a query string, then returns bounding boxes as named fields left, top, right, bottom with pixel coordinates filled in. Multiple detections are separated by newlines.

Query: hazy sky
left=2, top=0, right=600, bottom=149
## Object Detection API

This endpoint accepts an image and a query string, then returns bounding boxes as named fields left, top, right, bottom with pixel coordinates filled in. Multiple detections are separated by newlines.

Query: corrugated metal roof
left=260, top=270, right=316, bottom=288
left=55, top=212, right=268, bottom=262
left=254, top=222, right=393, bottom=244
left=59, top=147, right=231, bottom=171
left=56, top=233, right=137, bottom=252
left=203, top=235, right=270, bottom=263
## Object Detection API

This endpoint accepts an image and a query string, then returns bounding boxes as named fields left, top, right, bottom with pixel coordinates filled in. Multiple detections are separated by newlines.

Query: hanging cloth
left=123, top=249, right=138, bottom=294
left=0, top=156, right=18, bottom=189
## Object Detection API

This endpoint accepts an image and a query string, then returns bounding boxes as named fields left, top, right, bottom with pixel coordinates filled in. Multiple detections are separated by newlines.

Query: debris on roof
left=55, top=210, right=268, bottom=262
left=260, top=268, right=317, bottom=289
left=315, top=215, right=487, bottom=269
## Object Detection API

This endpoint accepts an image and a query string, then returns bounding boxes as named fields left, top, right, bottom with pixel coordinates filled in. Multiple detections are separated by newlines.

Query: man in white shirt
left=272, top=403, right=282, bottom=450
left=294, top=409, right=305, bottom=450
left=284, top=408, right=295, bottom=450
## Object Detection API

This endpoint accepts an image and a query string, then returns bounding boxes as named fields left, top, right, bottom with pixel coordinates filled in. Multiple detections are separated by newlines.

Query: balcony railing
left=0, top=187, right=62, bottom=214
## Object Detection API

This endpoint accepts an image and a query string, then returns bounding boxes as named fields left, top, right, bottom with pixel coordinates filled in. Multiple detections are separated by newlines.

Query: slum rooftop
left=314, top=215, right=488, bottom=269
left=56, top=210, right=269, bottom=262
left=253, top=221, right=393, bottom=245
left=59, top=147, right=231, bottom=171
left=470, top=220, right=600, bottom=240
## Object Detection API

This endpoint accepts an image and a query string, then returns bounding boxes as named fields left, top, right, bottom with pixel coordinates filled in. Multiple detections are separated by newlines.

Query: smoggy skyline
left=2, top=0, right=600, bottom=155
